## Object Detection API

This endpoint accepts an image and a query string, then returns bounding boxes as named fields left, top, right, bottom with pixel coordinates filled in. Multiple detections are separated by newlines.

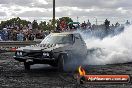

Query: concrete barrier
left=0, top=41, right=40, bottom=47
left=0, top=41, right=41, bottom=52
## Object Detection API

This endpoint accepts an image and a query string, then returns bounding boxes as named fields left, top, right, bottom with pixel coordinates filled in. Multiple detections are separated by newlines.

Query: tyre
left=58, top=54, right=67, bottom=72
left=24, top=62, right=30, bottom=70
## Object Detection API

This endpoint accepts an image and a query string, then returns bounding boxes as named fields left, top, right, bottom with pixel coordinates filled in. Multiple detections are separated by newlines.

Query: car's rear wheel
left=24, top=62, right=30, bottom=70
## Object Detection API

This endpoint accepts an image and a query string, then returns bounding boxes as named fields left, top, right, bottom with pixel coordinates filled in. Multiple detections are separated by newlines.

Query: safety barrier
left=0, top=41, right=41, bottom=52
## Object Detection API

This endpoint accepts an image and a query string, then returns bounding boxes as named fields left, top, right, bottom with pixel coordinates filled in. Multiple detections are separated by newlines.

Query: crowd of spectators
left=0, top=19, right=131, bottom=41
left=0, top=21, right=50, bottom=41
left=58, top=19, right=130, bottom=34
left=56, top=19, right=130, bottom=32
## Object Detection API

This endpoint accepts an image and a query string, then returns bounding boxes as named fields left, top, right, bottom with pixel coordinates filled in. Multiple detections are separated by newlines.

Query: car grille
left=23, top=52, right=43, bottom=58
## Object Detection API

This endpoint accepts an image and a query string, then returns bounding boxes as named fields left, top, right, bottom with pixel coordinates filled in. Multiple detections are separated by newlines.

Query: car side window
left=74, top=34, right=80, bottom=39
left=74, top=34, right=85, bottom=44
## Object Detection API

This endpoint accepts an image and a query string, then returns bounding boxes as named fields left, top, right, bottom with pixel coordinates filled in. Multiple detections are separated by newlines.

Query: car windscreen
left=40, top=34, right=74, bottom=44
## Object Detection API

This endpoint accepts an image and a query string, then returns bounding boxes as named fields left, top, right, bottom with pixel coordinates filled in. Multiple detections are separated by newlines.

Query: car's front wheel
left=58, top=54, right=67, bottom=72
left=24, top=62, right=30, bottom=70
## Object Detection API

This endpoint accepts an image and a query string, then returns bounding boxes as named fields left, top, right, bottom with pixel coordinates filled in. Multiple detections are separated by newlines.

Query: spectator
left=28, top=22, right=32, bottom=30
left=32, top=20, right=39, bottom=33
left=59, top=20, right=67, bottom=31
left=81, top=21, right=87, bottom=29
left=115, top=22, right=120, bottom=27
left=104, top=19, right=110, bottom=34
left=28, top=33, right=34, bottom=41
left=17, top=32, right=24, bottom=41
left=87, top=20, right=91, bottom=29
left=0, top=34, right=3, bottom=41
left=125, top=20, right=130, bottom=26
left=56, top=24, right=61, bottom=32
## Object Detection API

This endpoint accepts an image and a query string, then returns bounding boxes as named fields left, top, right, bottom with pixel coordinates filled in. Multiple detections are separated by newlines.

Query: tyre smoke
left=77, top=25, right=132, bottom=65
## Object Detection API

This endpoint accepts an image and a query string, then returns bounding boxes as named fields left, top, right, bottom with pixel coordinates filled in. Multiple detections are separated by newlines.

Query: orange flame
left=78, top=66, right=86, bottom=76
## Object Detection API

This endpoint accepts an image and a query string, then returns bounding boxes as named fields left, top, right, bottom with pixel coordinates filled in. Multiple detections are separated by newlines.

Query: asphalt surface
left=0, top=52, right=132, bottom=88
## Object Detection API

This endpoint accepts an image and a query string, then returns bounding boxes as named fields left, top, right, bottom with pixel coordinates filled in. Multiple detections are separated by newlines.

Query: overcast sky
left=0, top=0, right=132, bottom=24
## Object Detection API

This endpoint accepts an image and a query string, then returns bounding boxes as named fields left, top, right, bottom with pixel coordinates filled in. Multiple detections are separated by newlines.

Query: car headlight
left=43, top=53, right=49, bottom=57
left=16, top=51, right=23, bottom=56
left=17, top=52, right=20, bottom=55
left=20, top=52, right=23, bottom=56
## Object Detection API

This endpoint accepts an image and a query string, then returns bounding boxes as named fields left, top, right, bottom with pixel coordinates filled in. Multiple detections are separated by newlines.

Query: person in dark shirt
left=104, top=19, right=110, bottom=35
left=125, top=20, right=130, bottom=26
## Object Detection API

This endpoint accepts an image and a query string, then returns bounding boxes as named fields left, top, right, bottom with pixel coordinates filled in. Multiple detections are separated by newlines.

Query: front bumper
left=13, top=56, right=56, bottom=64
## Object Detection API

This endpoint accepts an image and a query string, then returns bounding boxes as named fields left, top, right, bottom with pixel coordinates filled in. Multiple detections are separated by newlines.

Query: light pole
left=94, top=17, right=97, bottom=25
left=77, top=16, right=79, bottom=22
left=96, top=18, right=97, bottom=25
left=53, top=0, right=55, bottom=30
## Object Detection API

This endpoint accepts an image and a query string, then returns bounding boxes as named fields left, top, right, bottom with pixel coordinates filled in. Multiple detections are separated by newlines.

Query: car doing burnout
left=13, top=32, right=88, bottom=71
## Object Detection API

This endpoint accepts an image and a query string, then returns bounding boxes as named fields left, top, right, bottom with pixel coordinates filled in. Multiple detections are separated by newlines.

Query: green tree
left=59, top=17, right=73, bottom=24
left=39, top=21, right=48, bottom=31
left=39, top=20, right=56, bottom=31
left=38, top=17, right=73, bottom=31
left=0, top=17, right=30, bottom=29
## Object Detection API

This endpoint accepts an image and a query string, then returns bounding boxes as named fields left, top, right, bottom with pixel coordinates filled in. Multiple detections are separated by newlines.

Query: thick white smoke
left=79, top=25, right=132, bottom=65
